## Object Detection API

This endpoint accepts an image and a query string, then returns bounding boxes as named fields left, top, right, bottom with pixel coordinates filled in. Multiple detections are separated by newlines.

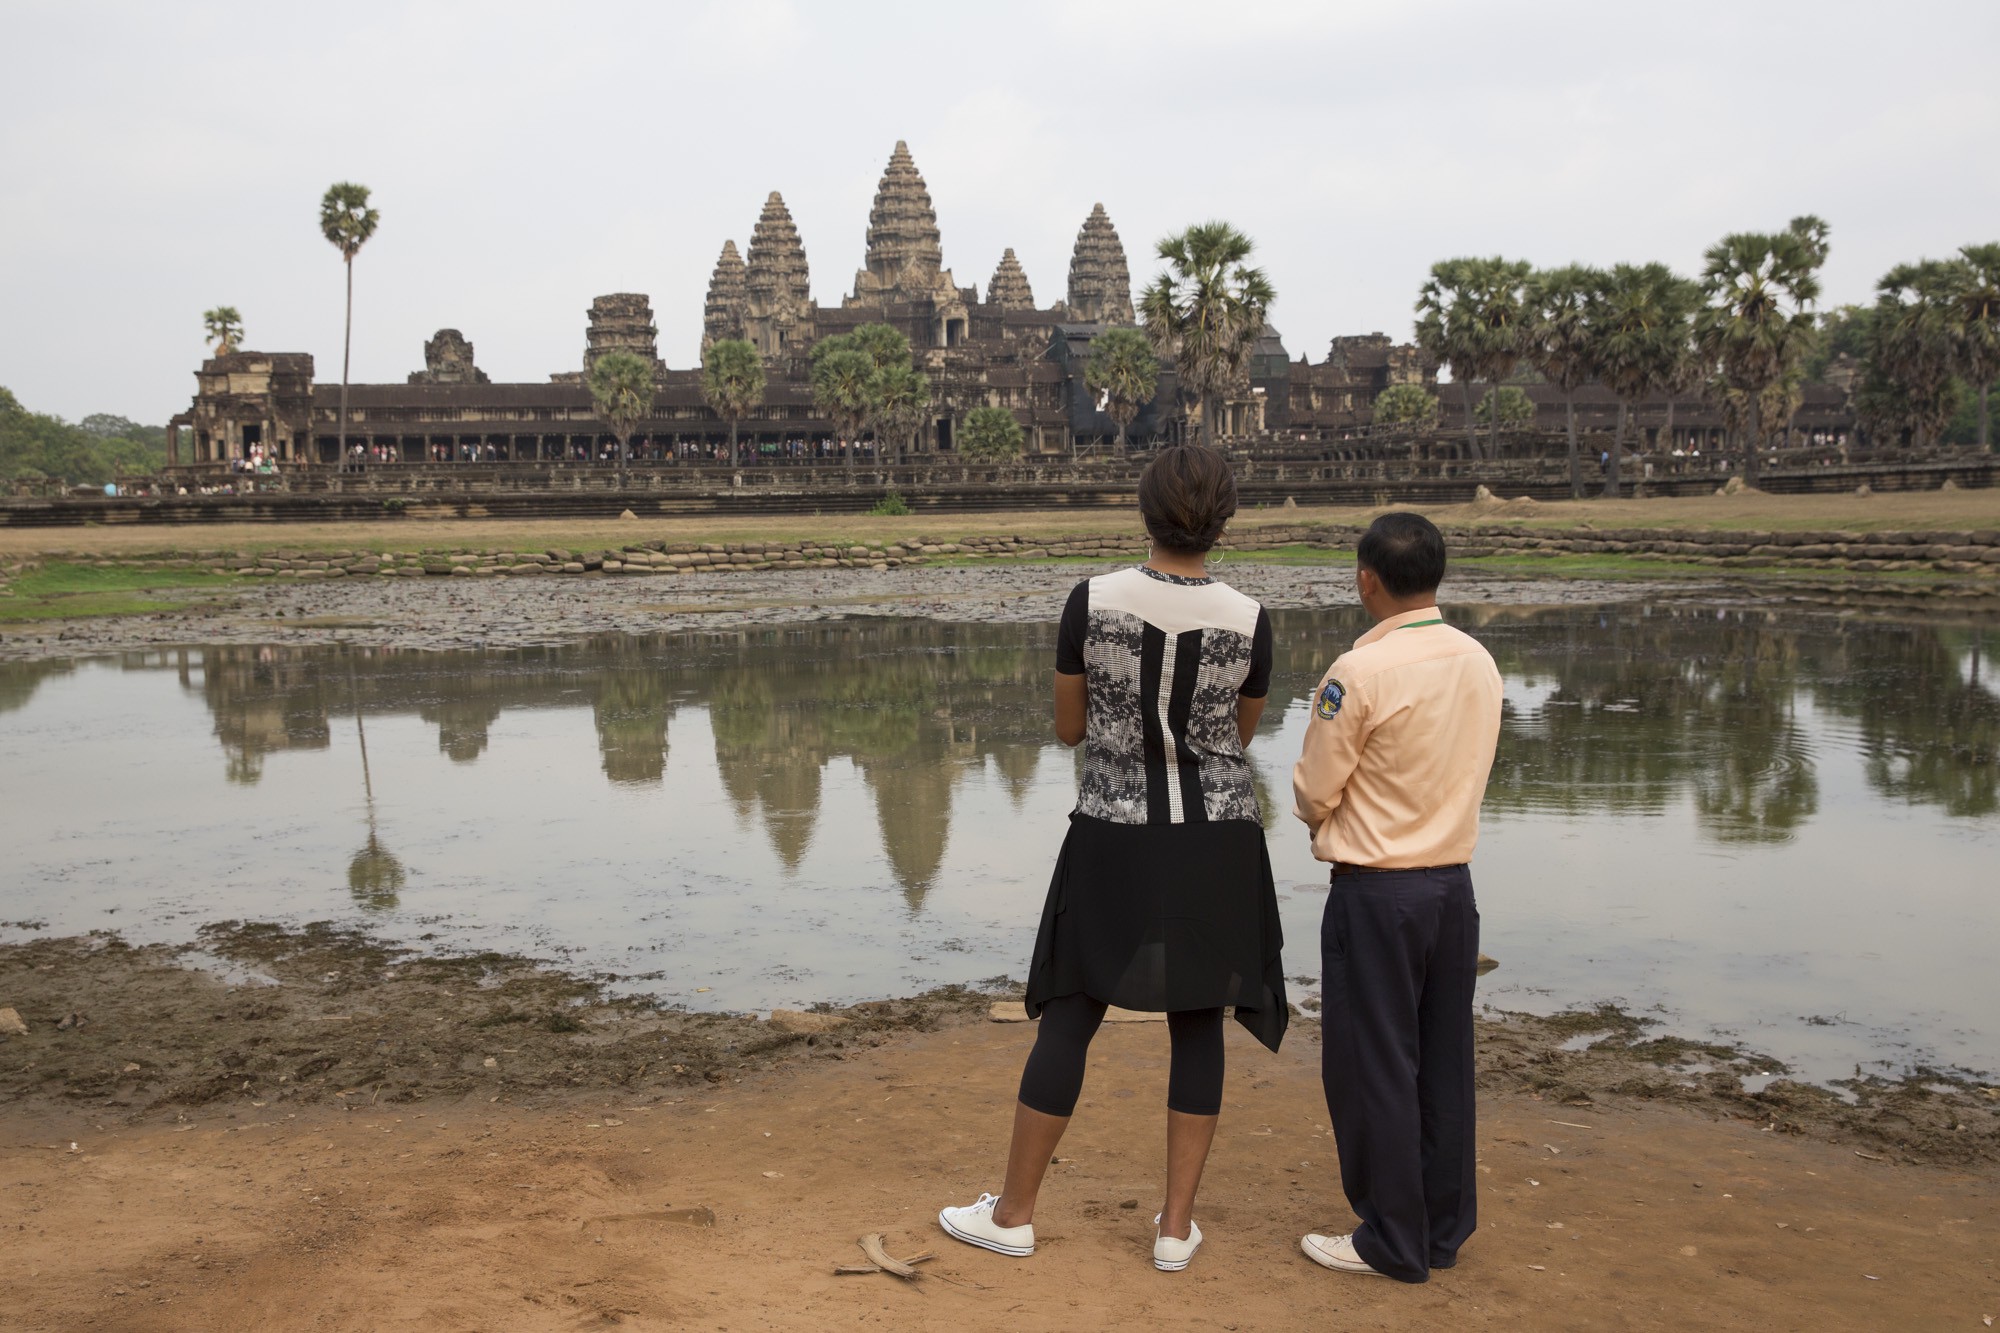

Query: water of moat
left=2, top=604, right=1995, bottom=1086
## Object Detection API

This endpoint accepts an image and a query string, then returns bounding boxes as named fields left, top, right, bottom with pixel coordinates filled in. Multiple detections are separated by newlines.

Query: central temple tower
left=846, top=141, right=963, bottom=309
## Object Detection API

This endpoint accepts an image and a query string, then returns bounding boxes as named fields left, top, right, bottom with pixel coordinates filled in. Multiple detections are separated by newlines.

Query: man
left=1291, top=511, right=1503, bottom=1283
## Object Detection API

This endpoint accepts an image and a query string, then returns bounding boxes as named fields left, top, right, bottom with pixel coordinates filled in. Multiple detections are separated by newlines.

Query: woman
left=939, top=445, right=1287, bottom=1272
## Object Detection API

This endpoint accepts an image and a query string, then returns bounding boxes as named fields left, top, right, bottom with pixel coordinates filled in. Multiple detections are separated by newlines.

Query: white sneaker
left=938, top=1192, right=1035, bottom=1257
left=1301, top=1231, right=1388, bottom=1276
left=1153, top=1213, right=1203, bottom=1271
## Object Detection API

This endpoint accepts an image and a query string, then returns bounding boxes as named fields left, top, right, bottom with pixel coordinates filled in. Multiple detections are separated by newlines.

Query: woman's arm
left=1054, top=671, right=1087, bottom=747
left=1236, top=693, right=1266, bottom=747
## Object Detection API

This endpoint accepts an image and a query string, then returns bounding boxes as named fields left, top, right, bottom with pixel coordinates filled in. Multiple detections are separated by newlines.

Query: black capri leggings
left=1017, top=992, right=1225, bottom=1118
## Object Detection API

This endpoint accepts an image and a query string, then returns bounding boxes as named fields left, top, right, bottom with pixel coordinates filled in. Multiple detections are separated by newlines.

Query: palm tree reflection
left=347, top=659, right=405, bottom=910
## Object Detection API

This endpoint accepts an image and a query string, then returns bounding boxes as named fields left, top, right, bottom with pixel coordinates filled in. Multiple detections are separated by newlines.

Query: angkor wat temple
left=170, top=141, right=1443, bottom=467
left=170, top=140, right=1848, bottom=469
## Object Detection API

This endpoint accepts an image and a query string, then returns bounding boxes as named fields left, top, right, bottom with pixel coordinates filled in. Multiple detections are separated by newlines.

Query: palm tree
left=586, top=350, right=655, bottom=488
left=1695, top=216, right=1828, bottom=488
left=869, top=361, right=930, bottom=461
left=811, top=343, right=875, bottom=476
left=1523, top=265, right=1603, bottom=496
left=202, top=306, right=244, bottom=356
left=319, top=182, right=381, bottom=466
left=701, top=338, right=766, bottom=460
left=1415, top=257, right=1531, bottom=461
left=1949, top=243, right=2000, bottom=451
left=1870, top=261, right=1964, bottom=449
left=1139, top=222, right=1274, bottom=448
left=1084, top=326, right=1160, bottom=451
left=1589, top=263, right=1700, bottom=497
left=1415, top=259, right=1484, bottom=458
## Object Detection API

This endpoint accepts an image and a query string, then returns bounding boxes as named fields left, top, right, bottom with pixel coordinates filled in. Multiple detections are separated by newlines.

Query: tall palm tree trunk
left=338, top=256, right=354, bottom=463
left=1744, top=396, right=1762, bottom=489
left=1565, top=393, right=1581, bottom=499
left=1662, top=397, right=1677, bottom=462
left=1199, top=392, right=1217, bottom=448
left=1458, top=381, right=1478, bottom=460
left=1488, top=386, right=1502, bottom=461
left=1980, top=382, right=1990, bottom=452
left=729, top=418, right=739, bottom=461
left=1605, top=402, right=1625, bottom=498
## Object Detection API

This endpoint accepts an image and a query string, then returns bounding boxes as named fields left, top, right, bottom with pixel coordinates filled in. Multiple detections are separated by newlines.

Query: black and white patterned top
left=1056, top=566, right=1273, bottom=825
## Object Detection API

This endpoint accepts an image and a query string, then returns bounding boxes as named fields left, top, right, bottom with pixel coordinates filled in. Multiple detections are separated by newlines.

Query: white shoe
left=1301, top=1232, right=1388, bottom=1276
left=938, top=1192, right=1035, bottom=1257
left=1153, top=1213, right=1203, bottom=1271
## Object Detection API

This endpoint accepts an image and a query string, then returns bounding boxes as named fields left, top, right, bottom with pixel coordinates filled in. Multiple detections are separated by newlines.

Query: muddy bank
left=0, top=927, right=991, bottom=1116
left=0, top=559, right=1694, bottom=660
left=4, top=927, right=1994, bottom=1169
left=8, top=553, right=1998, bottom=662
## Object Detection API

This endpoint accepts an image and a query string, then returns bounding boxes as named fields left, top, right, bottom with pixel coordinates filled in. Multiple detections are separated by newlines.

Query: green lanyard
left=1398, top=617, right=1445, bottom=629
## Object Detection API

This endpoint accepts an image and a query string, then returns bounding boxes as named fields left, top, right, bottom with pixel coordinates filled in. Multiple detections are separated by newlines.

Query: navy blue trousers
left=1320, top=865, right=1479, bottom=1283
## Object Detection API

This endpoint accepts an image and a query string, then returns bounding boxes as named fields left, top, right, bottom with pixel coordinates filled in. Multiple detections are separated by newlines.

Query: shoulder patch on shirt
left=1315, top=678, right=1346, bottom=720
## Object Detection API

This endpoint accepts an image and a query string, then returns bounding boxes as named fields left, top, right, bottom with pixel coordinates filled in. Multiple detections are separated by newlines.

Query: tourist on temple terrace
left=937, top=445, right=1287, bottom=1273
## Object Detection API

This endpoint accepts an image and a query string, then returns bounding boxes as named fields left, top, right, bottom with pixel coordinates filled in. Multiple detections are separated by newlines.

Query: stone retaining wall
left=5, top=522, right=1999, bottom=593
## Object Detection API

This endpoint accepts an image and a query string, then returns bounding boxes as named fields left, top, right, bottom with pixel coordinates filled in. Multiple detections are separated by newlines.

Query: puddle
left=1, top=604, right=1995, bottom=1086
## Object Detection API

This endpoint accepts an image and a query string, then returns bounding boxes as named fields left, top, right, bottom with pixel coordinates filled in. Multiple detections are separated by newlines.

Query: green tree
left=1523, top=265, right=1603, bottom=497
left=959, top=405, right=1024, bottom=461
left=203, top=306, right=243, bottom=356
left=700, top=338, right=766, bottom=458
left=1415, top=256, right=1531, bottom=461
left=1, top=388, right=166, bottom=485
left=1138, top=222, right=1275, bottom=448
left=870, top=361, right=930, bottom=461
left=1694, top=215, right=1828, bottom=488
left=1083, top=326, right=1160, bottom=450
left=813, top=324, right=928, bottom=463
left=1475, top=385, right=1535, bottom=428
left=1589, top=263, right=1701, bottom=497
left=1949, top=243, right=2000, bottom=450
left=586, top=350, right=655, bottom=488
left=810, top=342, right=875, bottom=475
left=320, top=182, right=381, bottom=465
left=1867, top=261, right=1964, bottom=449
left=1372, top=383, right=1439, bottom=429
left=849, top=322, right=912, bottom=375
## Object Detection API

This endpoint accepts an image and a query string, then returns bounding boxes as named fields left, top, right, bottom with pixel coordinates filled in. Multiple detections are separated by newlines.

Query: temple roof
left=1066, top=203, right=1134, bottom=326
left=849, top=140, right=957, bottom=306
left=986, top=248, right=1036, bottom=311
left=703, top=239, right=748, bottom=348
left=745, top=192, right=811, bottom=316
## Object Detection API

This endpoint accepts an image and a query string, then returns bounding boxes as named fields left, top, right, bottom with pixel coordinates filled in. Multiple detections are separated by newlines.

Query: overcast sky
left=5, top=0, right=1996, bottom=423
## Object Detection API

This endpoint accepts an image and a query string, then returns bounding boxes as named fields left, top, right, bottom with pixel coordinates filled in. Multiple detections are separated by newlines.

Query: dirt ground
left=3, top=929, right=1996, bottom=1331
left=4, top=487, right=1997, bottom=559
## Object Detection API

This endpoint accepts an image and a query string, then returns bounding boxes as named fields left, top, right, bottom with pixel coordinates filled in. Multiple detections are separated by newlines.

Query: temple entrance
left=935, top=417, right=953, bottom=452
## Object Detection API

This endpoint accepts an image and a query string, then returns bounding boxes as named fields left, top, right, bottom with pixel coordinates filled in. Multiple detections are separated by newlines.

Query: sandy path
left=3, top=1013, right=1993, bottom=1332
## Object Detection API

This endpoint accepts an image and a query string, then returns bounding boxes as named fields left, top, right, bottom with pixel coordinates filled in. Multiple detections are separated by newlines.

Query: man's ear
left=1356, top=565, right=1379, bottom=600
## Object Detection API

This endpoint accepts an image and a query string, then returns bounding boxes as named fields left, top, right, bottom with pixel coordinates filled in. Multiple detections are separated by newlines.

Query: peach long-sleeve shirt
left=1292, top=606, right=1503, bottom=868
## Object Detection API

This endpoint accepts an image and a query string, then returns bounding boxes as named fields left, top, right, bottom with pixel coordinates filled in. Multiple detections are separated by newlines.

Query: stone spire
left=1066, top=203, right=1134, bottom=325
left=849, top=140, right=957, bottom=306
left=986, top=248, right=1035, bottom=311
left=702, top=239, right=748, bottom=349
left=582, top=294, right=660, bottom=374
left=743, top=192, right=812, bottom=355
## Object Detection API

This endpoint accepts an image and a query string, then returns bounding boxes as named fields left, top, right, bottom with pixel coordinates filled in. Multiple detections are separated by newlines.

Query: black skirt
left=1024, top=812, right=1288, bottom=1053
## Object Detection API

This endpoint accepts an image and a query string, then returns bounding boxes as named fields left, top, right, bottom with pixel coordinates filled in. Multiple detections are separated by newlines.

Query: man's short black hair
left=1356, top=512, right=1447, bottom=597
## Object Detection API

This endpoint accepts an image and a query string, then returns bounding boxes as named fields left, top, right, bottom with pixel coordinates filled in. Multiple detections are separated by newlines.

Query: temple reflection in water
left=1, top=606, right=1993, bottom=903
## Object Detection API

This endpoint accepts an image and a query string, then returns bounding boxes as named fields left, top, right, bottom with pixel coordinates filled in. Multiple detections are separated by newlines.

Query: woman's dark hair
left=1356, top=512, right=1447, bottom=596
left=1137, top=446, right=1237, bottom=554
